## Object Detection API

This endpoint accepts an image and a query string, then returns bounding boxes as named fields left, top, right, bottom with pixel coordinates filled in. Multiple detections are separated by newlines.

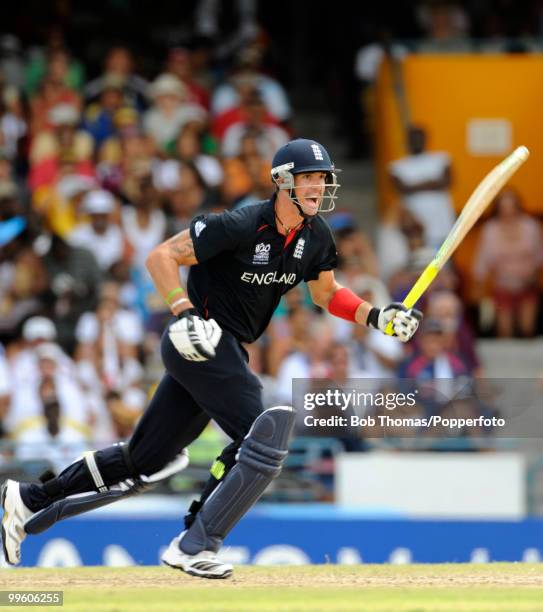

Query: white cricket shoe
left=161, top=532, right=233, bottom=579
left=1, top=480, right=34, bottom=566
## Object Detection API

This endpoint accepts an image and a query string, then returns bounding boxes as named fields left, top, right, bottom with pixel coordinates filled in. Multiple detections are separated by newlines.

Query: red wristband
left=328, top=288, right=364, bottom=322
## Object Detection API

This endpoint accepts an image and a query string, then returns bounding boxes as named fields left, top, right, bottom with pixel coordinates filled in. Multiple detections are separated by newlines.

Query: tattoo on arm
left=165, top=230, right=197, bottom=265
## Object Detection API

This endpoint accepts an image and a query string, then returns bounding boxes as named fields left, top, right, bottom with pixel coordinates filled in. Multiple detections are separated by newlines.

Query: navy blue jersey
left=188, top=196, right=337, bottom=343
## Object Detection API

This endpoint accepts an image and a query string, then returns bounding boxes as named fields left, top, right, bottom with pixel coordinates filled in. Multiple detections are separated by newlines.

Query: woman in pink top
left=473, top=188, right=543, bottom=337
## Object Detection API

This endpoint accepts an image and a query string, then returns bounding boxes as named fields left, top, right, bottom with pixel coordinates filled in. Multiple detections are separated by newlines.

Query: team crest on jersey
left=253, top=242, right=271, bottom=265
left=194, top=220, right=206, bottom=237
left=311, top=144, right=323, bottom=160
left=293, top=238, right=305, bottom=259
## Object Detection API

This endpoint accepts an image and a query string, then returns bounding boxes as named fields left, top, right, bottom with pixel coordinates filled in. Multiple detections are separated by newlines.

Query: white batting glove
left=366, top=302, right=423, bottom=342
left=168, top=309, right=222, bottom=361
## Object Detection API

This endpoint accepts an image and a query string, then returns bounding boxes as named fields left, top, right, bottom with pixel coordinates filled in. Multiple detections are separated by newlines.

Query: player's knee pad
left=181, top=406, right=295, bottom=555
left=24, top=446, right=189, bottom=535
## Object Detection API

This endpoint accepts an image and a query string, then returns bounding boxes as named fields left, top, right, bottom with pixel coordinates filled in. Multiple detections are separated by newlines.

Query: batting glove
left=367, top=302, right=423, bottom=342
left=168, top=309, right=222, bottom=361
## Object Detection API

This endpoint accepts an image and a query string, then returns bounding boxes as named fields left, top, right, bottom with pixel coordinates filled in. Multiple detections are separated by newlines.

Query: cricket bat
left=385, top=145, right=530, bottom=335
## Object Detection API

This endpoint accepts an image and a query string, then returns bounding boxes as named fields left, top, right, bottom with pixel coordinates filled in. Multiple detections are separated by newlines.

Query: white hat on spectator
left=150, top=74, right=186, bottom=99
left=57, top=175, right=96, bottom=200
left=153, top=160, right=181, bottom=191
left=23, top=317, right=57, bottom=342
left=48, top=103, right=80, bottom=127
left=35, top=342, right=62, bottom=362
left=122, top=386, right=146, bottom=410
left=81, top=190, right=115, bottom=214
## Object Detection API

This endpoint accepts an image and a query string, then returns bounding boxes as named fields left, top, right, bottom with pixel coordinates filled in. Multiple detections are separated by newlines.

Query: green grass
left=2, top=564, right=543, bottom=611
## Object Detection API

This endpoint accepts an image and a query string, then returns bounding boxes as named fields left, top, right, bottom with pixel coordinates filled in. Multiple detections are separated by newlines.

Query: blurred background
left=2, top=0, right=543, bottom=567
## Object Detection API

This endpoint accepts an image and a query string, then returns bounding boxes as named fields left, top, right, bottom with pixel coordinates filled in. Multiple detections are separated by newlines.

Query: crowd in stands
left=0, top=9, right=532, bottom=467
left=0, top=33, right=294, bottom=462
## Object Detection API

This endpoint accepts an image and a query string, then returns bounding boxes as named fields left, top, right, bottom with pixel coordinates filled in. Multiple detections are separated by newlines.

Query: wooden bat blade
left=432, top=145, right=529, bottom=270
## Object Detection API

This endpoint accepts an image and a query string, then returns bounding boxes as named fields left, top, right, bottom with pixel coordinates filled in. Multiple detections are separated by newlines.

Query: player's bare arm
left=146, top=229, right=197, bottom=316
left=308, top=270, right=372, bottom=325
left=164, top=229, right=199, bottom=265
left=309, top=269, right=421, bottom=342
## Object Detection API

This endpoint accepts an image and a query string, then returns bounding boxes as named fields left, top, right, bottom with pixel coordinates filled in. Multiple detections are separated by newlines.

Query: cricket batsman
left=2, top=139, right=422, bottom=578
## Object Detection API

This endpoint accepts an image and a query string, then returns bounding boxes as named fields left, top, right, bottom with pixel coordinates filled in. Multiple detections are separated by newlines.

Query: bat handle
left=384, top=263, right=440, bottom=336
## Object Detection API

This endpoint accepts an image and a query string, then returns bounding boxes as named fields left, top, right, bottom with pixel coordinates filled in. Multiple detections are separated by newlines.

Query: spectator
left=230, top=149, right=274, bottom=208
left=165, top=47, right=210, bottom=110
left=0, top=96, right=26, bottom=162
left=143, top=74, right=207, bottom=154
left=211, top=43, right=291, bottom=124
left=26, top=47, right=85, bottom=98
left=82, top=74, right=130, bottom=147
left=97, top=115, right=150, bottom=195
left=221, top=132, right=271, bottom=208
left=29, top=103, right=94, bottom=190
left=426, top=289, right=482, bottom=376
left=316, top=342, right=366, bottom=450
left=386, top=210, right=434, bottom=304
left=0, top=154, right=24, bottom=206
left=74, top=281, right=144, bottom=394
left=0, top=238, right=48, bottom=341
left=32, top=172, right=95, bottom=238
left=275, top=317, right=333, bottom=405
left=0, top=34, right=25, bottom=89
left=473, top=188, right=543, bottom=338
left=152, top=127, right=222, bottom=199
left=164, top=162, right=215, bottom=232
left=221, top=89, right=289, bottom=160
left=29, top=76, right=81, bottom=138
left=68, top=189, right=126, bottom=272
left=212, top=80, right=282, bottom=142
left=121, top=174, right=167, bottom=275
left=41, top=232, right=102, bottom=352
left=331, top=213, right=380, bottom=282
left=375, top=204, right=411, bottom=283
left=389, top=125, right=456, bottom=249
left=398, top=318, right=470, bottom=410
left=268, top=305, right=314, bottom=378
left=416, top=2, right=471, bottom=53
left=174, top=123, right=223, bottom=188
left=8, top=342, right=91, bottom=472
left=326, top=341, right=366, bottom=381
left=84, top=46, right=149, bottom=111
left=104, top=388, right=146, bottom=439
left=10, top=316, right=75, bottom=387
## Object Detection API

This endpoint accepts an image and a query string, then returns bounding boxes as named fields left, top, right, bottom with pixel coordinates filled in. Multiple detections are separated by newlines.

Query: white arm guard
left=168, top=311, right=222, bottom=361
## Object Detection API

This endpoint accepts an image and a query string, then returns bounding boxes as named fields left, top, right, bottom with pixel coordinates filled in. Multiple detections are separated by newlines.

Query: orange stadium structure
left=374, top=54, right=543, bottom=298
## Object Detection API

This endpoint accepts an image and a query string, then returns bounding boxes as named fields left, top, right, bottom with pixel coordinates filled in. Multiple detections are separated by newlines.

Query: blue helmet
left=271, top=138, right=340, bottom=213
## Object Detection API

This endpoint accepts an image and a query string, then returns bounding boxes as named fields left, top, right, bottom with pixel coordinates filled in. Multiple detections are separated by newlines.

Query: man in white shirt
left=68, top=190, right=124, bottom=271
left=389, top=126, right=456, bottom=249
left=10, top=317, right=75, bottom=387
left=143, top=74, right=207, bottom=152
left=10, top=343, right=90, bottom=473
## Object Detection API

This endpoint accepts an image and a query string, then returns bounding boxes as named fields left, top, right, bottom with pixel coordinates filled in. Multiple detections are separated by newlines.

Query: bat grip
left=384, top=263, right=439, bottom=336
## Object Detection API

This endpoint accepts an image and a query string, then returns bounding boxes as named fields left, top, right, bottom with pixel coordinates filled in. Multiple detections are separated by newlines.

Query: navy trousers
left=21, top=327, right=264, bottom=512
